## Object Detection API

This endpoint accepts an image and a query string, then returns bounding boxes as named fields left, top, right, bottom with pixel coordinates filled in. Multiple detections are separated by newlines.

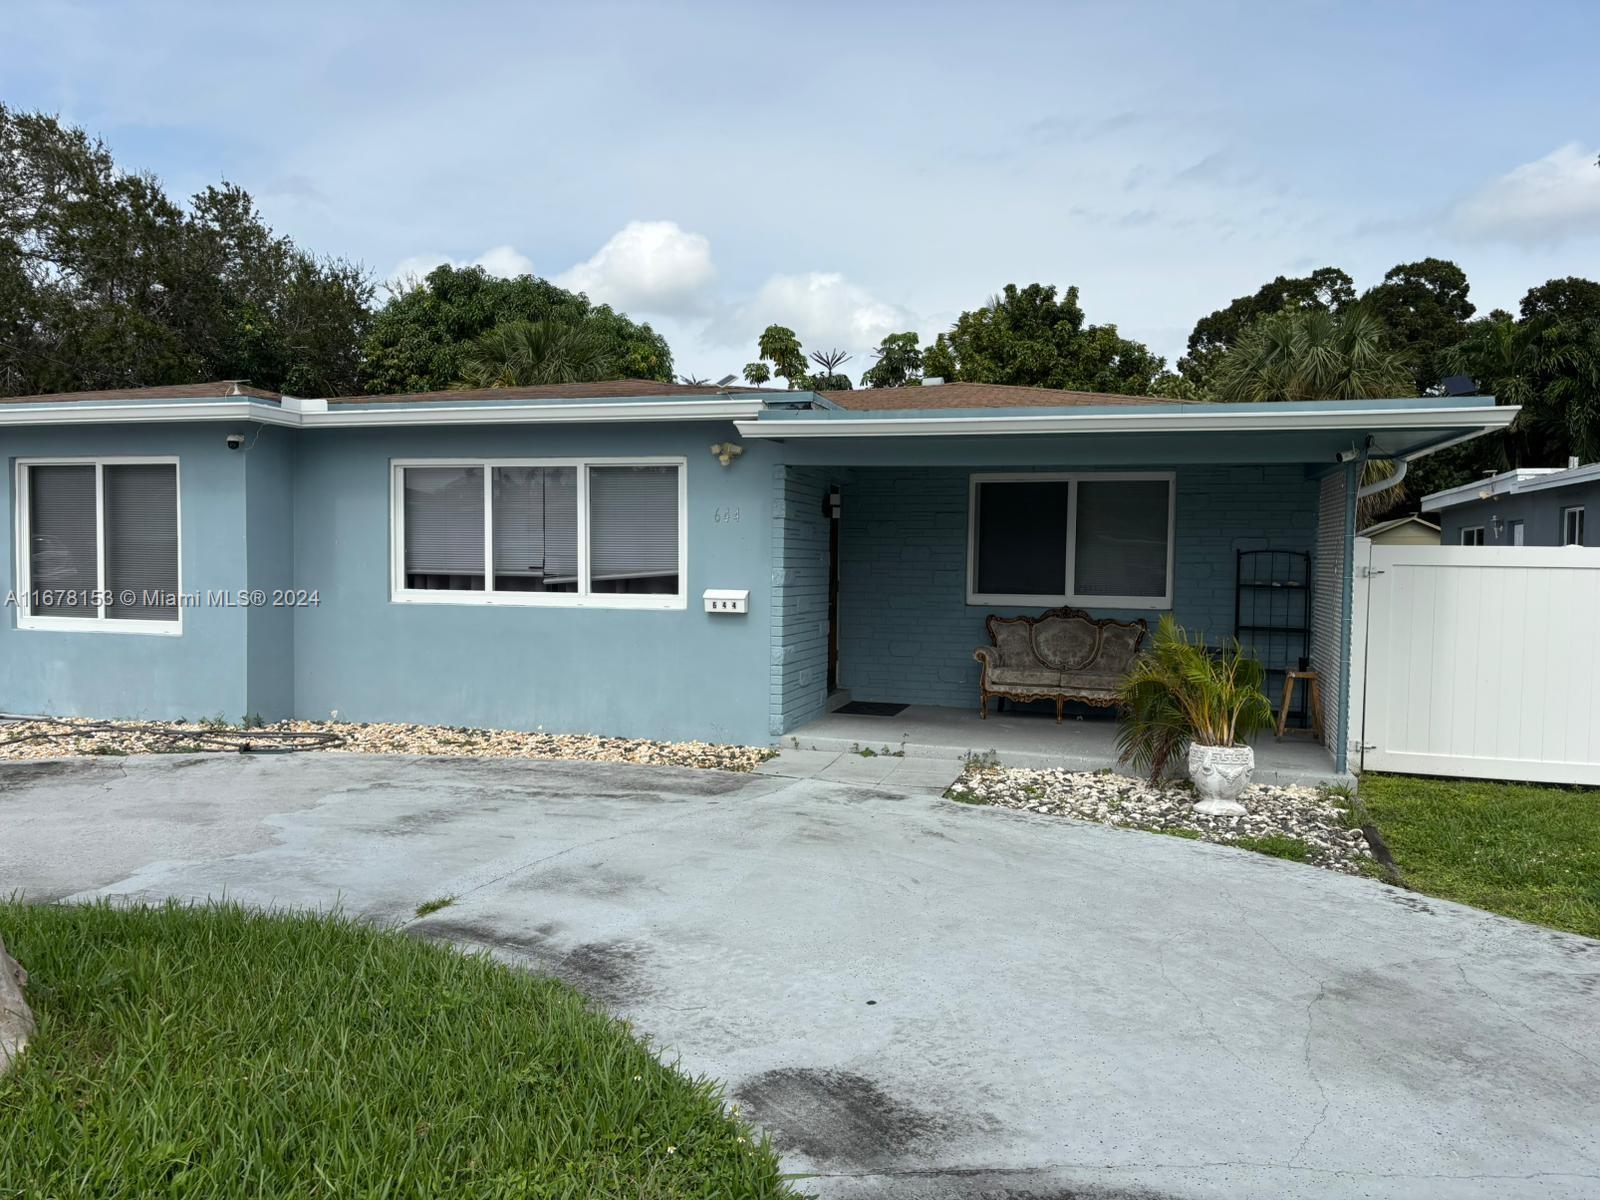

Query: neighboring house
left=1422, top=462, right=1597, bottom=547
left=1359, top=515, right=1441, bottom=546
left=0, top=380, right=1513, bottom=776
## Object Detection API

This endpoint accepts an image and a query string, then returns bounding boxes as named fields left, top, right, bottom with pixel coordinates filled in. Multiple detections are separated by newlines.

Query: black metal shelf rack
left=1235, top=550, right=1312, bottom=729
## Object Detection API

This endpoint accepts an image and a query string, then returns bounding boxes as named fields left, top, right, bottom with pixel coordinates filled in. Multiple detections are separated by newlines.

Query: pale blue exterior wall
left=769, top=466, right=832, bottom=735
left=0, top=423, right=255, bottom=720
left=244, top=425, right=297, bottom=719
left=287, top=423, right=780, bottom=743
left=829, top=465, right=1320, bottom=712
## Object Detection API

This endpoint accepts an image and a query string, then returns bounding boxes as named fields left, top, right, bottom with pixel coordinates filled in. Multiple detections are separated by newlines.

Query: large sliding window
left=967, top=472, right=1175, bottom=608
left=15, top=458, right=181, bottom=633
left=392, top=458, right=684, bottom=609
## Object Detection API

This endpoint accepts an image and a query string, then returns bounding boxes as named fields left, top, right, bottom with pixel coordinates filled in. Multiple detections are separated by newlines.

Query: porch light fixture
left=709, top=442, right=743, bottom=467
left=1490, top=513, right=1504, bottom=539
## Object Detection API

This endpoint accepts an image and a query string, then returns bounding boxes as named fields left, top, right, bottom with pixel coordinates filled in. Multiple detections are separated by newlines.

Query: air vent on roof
left=923, top=376, right=945, bottom=386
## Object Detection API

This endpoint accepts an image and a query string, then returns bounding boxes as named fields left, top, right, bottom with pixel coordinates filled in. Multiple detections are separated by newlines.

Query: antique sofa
left=973, top=606, right=1148, bottom=722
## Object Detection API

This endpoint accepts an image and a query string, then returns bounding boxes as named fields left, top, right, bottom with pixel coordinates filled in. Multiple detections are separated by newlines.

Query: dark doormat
left=834, top=701, right=908, bottom=717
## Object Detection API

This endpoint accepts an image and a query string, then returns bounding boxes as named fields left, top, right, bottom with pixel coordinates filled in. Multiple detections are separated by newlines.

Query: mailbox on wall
left=703, top=589, right=749, bottom=614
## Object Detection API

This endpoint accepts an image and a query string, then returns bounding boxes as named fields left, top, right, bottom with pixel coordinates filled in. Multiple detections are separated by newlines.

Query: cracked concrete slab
left=2, top=753, right=1597, bottom=1198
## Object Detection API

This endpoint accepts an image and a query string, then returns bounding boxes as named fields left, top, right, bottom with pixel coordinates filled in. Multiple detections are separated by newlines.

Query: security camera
left=1335, top=447, right=1361, bottom=464
left=226, top=433, right=245, bottom=450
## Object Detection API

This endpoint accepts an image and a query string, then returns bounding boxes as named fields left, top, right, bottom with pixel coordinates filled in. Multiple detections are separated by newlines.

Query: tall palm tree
left=457, top=319, right=619, bottom=388
left=1210, top=304, right=1412, bottom=404
left=1212, top=305, right=1414, bottom=521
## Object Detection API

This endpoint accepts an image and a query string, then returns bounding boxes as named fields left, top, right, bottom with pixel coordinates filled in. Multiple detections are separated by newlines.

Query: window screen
left=404, top=466, right=485, bottom=590
left=972, top=480, right=1070, bottom=597
left=589, top=465, right=680, bottom=594
left=1073, top=479, right=1171, bottom=599
left=104, top=464, right=179, bottom=620
left=27, top=465, right=98, bottom=617
left=492, top=466, right=578, bottom=592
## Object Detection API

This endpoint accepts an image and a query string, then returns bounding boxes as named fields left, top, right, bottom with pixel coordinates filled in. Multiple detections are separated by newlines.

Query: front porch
left=787, top=702, right=1351, bottom=789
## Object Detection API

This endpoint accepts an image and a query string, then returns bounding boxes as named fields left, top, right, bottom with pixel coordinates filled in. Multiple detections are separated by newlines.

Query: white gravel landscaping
left=948, top=766, right=1373, bottom=874
left=0, top=716, right=774, bottom=773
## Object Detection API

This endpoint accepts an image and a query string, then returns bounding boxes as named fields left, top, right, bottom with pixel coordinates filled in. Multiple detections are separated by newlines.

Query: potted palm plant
left=1115, top=616, right=1275, bottom=815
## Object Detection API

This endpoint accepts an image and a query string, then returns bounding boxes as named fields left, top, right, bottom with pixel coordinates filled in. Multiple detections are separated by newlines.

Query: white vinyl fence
left=1350, top=539, right=1600, bottom=785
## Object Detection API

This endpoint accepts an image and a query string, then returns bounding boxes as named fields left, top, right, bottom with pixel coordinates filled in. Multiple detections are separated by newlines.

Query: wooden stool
left=1277, top=670, right=1323, bottom=740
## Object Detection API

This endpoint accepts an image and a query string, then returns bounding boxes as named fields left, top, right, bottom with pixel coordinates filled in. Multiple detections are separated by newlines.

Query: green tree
left=807, top=347, right=853, bottom=390
left=860, top=331, right=924, bottom=388
left=456, top=319, right=620, bottom=388
left=1360, top=258, right=1475, bottom=394
left=755, top=324, right=807, bottom=388
left=1209, top=304, right=1412, bottom=404
left=361, top=265, right=671, bottom=394
left=1438, top=280, right=1600, bottom=468
left=741, top=361, right=771, bottom=386
left=1179, top=267, right=1355, bottom=390
left=0, top=105, right=370, bottom=397
left=924, top=283, right=1165, bottom=394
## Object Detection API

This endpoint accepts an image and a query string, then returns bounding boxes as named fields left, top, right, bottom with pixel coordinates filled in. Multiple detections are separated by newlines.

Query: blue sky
left=7, top=0, right=1600, bottom=386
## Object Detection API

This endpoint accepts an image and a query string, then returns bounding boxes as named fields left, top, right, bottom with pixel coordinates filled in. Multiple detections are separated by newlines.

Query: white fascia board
left=1419, top=465, right=1564, bottom=511
left=733, top=404, right=1518, bottom=440
left=0, top=397, right=764, bottom=429
left=304, top=398, right=765, bottom=426
left=1515, top=462, right=1600, bottom=494
left=0, top=401, right=301, bottom=427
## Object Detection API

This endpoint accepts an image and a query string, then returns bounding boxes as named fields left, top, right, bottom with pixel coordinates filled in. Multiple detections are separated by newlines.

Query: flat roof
left=0, top=381, right=1516, bottom=462
left=1420, top=466, right=1577, bottom=511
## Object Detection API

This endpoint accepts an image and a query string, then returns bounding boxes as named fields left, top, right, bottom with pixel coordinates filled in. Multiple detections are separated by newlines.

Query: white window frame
left=965, top=471, right=1176, bottom=609
left=1562, top=506, right=1585, bottom=547
left=13, top=456, right=183, bottom=636
left=1461, top=526, right=1485, bottom=546
left=390, top=456, right=688, bottom=611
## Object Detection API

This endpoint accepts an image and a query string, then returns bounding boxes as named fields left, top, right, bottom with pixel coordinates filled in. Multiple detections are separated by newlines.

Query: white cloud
left=384, top=244, right=536, bottom=287
left=1452, top=143, right=1600, bottom=245
left=473, top=244, right=537, bottom=277
left=730, top=271, right=913, bottom=356
left=555, top=220, right=716, bottom=315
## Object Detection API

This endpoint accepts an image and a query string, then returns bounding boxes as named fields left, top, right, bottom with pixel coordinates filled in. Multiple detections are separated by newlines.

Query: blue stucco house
left=1422, top=460, right=1597, bottom=548
left=0, top=379, right=1513, bottom=776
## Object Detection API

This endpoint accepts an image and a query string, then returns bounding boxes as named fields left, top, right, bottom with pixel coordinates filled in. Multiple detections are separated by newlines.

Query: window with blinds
left=20, top=460, right=180, bottom=628
left=395, top=460, right=682, bottom=606
left=589, top=466, right=679, bottom=594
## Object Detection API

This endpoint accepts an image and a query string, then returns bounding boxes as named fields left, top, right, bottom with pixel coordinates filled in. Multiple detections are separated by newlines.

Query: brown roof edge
left=0, top=381, right=282, bottom=405
left=326, top=379, right=770, bottom=405
left=822, top=382, right=1196, bottom=411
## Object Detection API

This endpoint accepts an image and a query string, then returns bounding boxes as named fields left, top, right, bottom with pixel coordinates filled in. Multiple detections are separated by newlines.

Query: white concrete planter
left=1187, top=743, right=1254, bottom=815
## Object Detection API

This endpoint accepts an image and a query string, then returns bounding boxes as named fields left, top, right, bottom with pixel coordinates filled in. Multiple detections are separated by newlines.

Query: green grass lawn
left=1355, top=774, right=1600, bottom=940
left=0, top=901, right=794, bottom=1199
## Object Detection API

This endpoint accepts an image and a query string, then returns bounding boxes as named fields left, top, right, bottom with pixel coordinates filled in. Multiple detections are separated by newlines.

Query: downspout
left=1355, top=456, right=1408, bottom=502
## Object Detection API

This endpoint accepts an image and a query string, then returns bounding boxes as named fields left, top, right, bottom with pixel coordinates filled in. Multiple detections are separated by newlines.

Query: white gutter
left=0, top=397, right=765, bottom=428
left=733, top=404, right=1518, bottom=439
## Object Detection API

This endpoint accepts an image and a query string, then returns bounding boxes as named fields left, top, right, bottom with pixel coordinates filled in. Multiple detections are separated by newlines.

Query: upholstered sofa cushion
left=1031, top=616, right=1099, bottom=671
left=1096, top=623, right=1144, bottom=671
left=986, top=667, right=1069, bottom=690
left=990, top=620, right=1036, bottom=667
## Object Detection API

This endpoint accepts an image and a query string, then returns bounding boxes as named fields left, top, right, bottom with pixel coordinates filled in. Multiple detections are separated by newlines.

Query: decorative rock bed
left=947, top=767, right=1372, bottom=875
left=0, top=716, right=773, bottom=773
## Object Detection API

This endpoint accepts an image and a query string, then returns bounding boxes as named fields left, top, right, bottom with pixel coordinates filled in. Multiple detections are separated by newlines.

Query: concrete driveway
left=2, top=752, right=1597, bottom=1199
